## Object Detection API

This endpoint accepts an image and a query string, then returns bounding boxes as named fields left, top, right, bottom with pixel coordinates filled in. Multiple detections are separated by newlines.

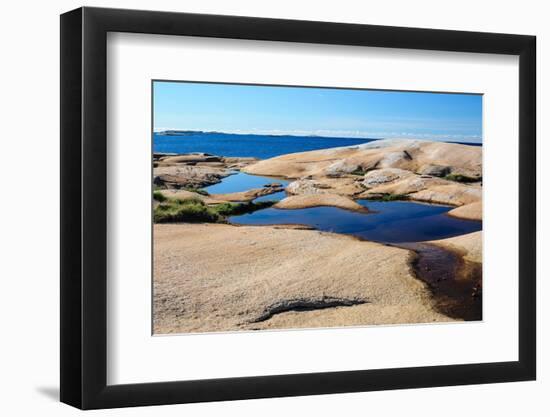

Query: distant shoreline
left=154, top=130, right=482, bottom=146
left=155, top=129, right=379, bottom=141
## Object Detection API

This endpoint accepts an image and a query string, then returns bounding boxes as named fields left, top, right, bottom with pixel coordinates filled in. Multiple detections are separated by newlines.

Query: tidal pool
left=229, top=200, right=482, bottom=244
left=205, top=172, right=290, bottom=201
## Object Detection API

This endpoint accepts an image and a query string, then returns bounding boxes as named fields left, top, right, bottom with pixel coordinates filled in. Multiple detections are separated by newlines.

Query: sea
left=154, top=132, right=374, bottom=159
left=153, top=132, right=480, bottom=159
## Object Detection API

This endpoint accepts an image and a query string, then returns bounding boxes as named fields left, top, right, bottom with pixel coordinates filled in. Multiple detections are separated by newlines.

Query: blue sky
left=153, top=81, right=482, bottom=143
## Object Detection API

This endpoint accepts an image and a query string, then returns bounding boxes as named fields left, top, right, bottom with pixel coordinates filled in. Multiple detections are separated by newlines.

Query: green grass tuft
left=373, top=193, right=409, bottom=202
left=358, top=193, right=408, bottom=202
left=153, top=198, right=274, bottom=223
left=153, top=191, right=167, bottom=202
left=350, top=169, right=366, bottom=176
left=154, top=198, right=221, bottom=223
left=211, top=201, right=275, bottom=216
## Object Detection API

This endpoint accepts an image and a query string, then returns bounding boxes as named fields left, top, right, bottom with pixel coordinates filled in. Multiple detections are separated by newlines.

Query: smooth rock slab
left=274, top=194, right=368, bottom=212
left=153, top=223, right=453, bottom=334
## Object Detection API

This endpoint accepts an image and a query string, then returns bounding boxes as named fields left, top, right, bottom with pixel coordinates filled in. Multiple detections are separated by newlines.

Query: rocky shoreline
left=152, top=139, right=483, bottom=333
left=154, top=139, right=482, bottom=220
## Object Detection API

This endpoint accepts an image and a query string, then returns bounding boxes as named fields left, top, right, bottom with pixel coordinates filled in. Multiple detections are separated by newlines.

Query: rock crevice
left=250, top=296, right=369, bottom=323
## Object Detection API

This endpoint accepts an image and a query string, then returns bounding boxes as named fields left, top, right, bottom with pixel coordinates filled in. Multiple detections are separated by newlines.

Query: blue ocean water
left=154, top=132, right=481, bottom=160
left=153, top=132, right=373, bottom=159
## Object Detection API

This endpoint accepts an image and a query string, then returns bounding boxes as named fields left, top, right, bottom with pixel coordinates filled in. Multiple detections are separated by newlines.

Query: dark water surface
left=400, top=242, right=482, bottom=320
left=229, top=200, right=481, bottom=244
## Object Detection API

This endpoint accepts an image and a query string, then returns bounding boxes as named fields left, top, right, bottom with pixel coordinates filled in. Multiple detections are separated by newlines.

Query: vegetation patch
left=444, top=173, right=480, bottom=183
left=211, top=201, right=275, bottom=216
left=365, top=193, right=409, bottom=202
left=153, top=191, right=167, bottom=202
left=183, top=187, right=209, bottom=196
left=350, top=166, right=377, bottom=176
left=154, top=198, right=221, bottom=223
left=380, top=193, right=408, bottom=201
left=154, top=198, right=274, bottom=223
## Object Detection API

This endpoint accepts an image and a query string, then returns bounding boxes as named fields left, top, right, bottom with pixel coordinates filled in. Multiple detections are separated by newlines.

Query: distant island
left=155, top=129, right=378, bottom=140
left=156, top=130, right=209, bottom=136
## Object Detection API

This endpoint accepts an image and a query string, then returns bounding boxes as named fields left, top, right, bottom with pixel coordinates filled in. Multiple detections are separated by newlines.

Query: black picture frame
left=60, top=6, right=536, bottom=410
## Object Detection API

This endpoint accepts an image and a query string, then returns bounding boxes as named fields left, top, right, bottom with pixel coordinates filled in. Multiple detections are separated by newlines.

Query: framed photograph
left=60, top=6, right=536, bottom=409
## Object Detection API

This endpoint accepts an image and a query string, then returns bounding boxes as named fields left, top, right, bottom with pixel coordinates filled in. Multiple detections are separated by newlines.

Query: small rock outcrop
left=419, top=164, right=451, bottom=177
left=274, top=194, right=368, bottom=212
left=286, top=179, right=332, bottom=195
left=325, top=160, right=361, bottom=177
left=153, top=153, right=258, bottom=189
left=211, top=186, right=284, bottom=202
left=363, top=168, right=411, bottom=187
left=153, top=165, right=230, bottom=189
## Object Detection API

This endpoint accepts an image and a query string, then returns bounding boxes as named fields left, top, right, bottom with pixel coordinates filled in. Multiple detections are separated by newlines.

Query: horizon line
left=153, top=128, right=482, bottom=143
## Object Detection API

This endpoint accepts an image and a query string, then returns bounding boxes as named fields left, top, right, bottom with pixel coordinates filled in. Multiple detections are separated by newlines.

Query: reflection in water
left=253, top=191, right=287, bottom=202
left=229, top=200, right=482, bottom=244
left=205, top=172, right=290, bottom=198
